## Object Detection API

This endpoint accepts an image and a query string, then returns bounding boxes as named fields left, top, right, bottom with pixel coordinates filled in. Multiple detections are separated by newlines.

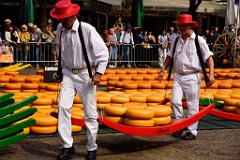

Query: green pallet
left=0, top=95, right=37, bottom=117
left=0, top=92, right=14, bottom=102
left=0, top=98, right=15, bottom=109
left=0, top=133, right=27, bottom=148
left=0, top=118, right=36, bottom=139
left=199, top=98, right=224, bottom=109
left=0, top=107, right=37, bottom=127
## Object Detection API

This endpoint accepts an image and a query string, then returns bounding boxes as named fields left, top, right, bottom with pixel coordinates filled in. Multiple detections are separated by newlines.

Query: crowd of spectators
left=0, top=18, right=56, bottom=68
left=0, top=16, right=237, bottom=69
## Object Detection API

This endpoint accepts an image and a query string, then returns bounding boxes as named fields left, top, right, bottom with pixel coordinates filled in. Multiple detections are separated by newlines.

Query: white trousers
left=171, top=72, right=201, bottom=136
left=58, top=68, right=98, bottom=151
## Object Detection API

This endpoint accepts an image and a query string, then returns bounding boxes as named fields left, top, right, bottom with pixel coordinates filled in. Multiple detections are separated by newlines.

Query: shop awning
left=98, top=0, right=226, bottom=13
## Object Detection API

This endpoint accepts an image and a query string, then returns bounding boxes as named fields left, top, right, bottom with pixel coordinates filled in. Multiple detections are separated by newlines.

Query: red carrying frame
left=71, top=103, right=214, bottom=136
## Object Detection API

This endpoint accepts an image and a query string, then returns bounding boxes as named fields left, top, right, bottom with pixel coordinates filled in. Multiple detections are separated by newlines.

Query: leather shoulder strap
left=167, top=36, right=179, bottom=81
left=78, top=21, right=93, bottom=79
left=195, top=35, right=208, bottom=86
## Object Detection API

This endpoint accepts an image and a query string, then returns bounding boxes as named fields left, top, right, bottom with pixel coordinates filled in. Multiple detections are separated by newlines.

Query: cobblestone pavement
left=0, top=129, right=239, bottom=160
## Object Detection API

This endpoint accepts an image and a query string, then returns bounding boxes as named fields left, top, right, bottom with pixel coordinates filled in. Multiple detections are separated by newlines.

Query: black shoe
left=172, top=128, right=187, bottom=137
left=57, top=146, right=75, bottom=160
left=182, top=132, right=196, bottom=140
left=86, top=150, right=97, bottom=160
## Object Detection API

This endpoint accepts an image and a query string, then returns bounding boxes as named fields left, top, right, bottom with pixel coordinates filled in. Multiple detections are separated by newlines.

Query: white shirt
left=167, top=31, right=213, bottom=74
left=120, top=31, right=134, bottom=44
left=56, top=19, right=109, bottom=74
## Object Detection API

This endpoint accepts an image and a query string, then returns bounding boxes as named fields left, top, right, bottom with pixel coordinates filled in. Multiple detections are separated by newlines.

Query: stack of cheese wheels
left=146, top=105, right=172, bottom=125
left=124, top=108, right=155, bottom=127
left=3, top=83, right=22, bottom=93
left=223, top=98, right=239, bottom=113
left=22, top=83, right=39, bottom=93
left=104, top=105, right=127, bottom=123
left=96, top=93, right=112, bottom=109
left=45, top=83, right=60, bottom=92
left=235, top=101, right=240, bottom=114
left=107, top=74, right=119, bottom=91
left=31, top=97, right=53, bottom=115
left=38, top=83, right=47, bottom=92
left=98, top=75, right=108, bottom=86
left=9, top=75, right=26, bottom=83
left=30, top=114, right=58, bottom=134
left=0, top=75, right=12, bottom=87
left=25, top=75, right=41, bottom=83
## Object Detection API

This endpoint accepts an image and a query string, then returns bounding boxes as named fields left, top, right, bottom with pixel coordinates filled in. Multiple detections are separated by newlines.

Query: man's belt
left=177, top=71, right=201, bottom=76
left=71, top=68, right=88, bottom=74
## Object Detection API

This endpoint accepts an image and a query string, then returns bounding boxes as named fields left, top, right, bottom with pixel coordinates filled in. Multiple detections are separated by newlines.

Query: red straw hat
left=50, top=0, right=80, bottom=19
left=173, top=14, right=198, bottom=28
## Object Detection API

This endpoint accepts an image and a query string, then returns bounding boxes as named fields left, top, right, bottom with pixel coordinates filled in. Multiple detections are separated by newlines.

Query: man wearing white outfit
left=50, top=0, right=108, bottom=160
left=158, top=14, right=215, bottom=140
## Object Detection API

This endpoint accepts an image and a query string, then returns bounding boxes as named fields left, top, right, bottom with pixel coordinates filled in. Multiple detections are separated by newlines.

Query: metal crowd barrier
left=6, top=42, right=161, bottom=68
left=10, top=42, right=57, bottom=67
left=108, top=43, right=161, bottom=68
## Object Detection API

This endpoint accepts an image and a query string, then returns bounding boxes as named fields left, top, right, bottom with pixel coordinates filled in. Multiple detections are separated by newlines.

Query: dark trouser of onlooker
left=44, top=43, right=53, bottom=67
left=135, top=45, right=144, bottom=67
left=20, top=42, right=28, bottom=64
left=122, top=44, right=131, bottom=68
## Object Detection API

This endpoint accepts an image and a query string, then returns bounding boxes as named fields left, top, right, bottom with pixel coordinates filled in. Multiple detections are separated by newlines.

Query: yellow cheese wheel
left=125, top=108, right=154, bottom=120
left=124, top=118, right=154, bottom=127
left=115, top=81, right=124, bottom=88
left=108, top=80, right=117, bottom=86
left=5, top=71, right=19, bottom=76
left=218, top=83, right=232, bottom=89
left=0, top=76, right=11, bottom=82
left=151, top=82, right=165, bottom=89
left=71, top=110, right=84, bottom=118
left=146, top=105, right=172, bottom=117
left=153, top=116, right=172, bottom=125
left=115, top=69, right=127, bottom=74
left=146, top=95, right=164, bottom=103
left=122, top=102, right=147, bottom=107
left=100, top=75, right=108, bottom=81
left=223, top=105, right=237, bottom=113
left=4, top=83, right=22, bottom=90
left=104, top=105, right=127, bottom=116
left=30, top=125, right=57, bottom=134
left=36, top=69, right=44, bottom=75
left=31, top=105, right=52, bottom=109
left=3, top=89, right=21, bottom=93
left=147, top=69, right=158, bottom=74
left=123, top=83, right=138, bottom=89
left=104, top=115, right=125, bottom=123
left=96, top=96, right=111, bottom=103
left=129, top=95, right=147, bottom=103
left=33, top=115, right=58, bottom=126
left=119, top=75, right=131, bottom=81
left=97, top=103, right=110, bottom=109
left=143, top=75, right=155, bottom=81
left=230, top=93, right=240, bottom=99
left=111, top=96, right=130, bottom=103
left=107, top=75, right=119, bottom=81
left=35, top=108, right=54, bottom=114
left=137, top=82, right=152, bottom=89
left=224, top=98, right=240, bottom=106
left=45, top=84, right=60, bottom=91
left=32, top=97, right=53, bottom=105
left=105, top=69, right=116, bottom=74
left=214, top=94, right=231, bottom=101
left=72, top=125, right=82, bottom=132
left=131, top=75, right=143, bottom=81
left=25, top=77, right=41, bottom=83
left=22, top=83, right=39, bottom=89
left=22, top=127, right=30, bottom=134
left=126, top=69, right=137, bottom=74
